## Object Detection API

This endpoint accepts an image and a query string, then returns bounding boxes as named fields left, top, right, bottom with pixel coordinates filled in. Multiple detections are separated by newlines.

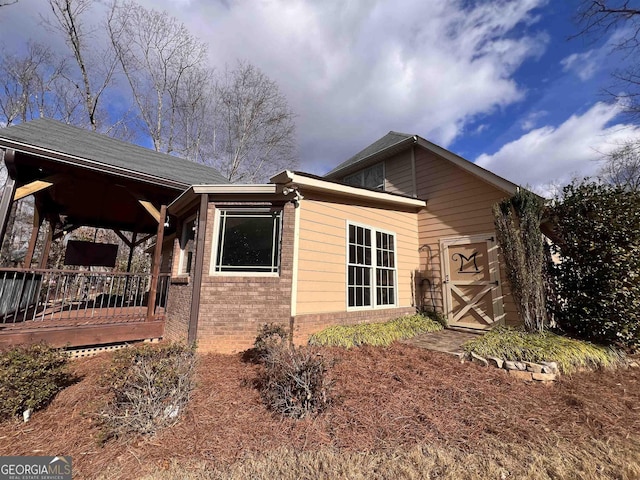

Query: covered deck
left=0, top=119, right=227, bottom=349
left=0, top=268, right=169, bottom=348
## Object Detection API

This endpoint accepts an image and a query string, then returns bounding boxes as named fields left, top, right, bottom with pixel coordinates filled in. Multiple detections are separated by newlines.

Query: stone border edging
left=462, top=352, right=639, bottom=382
left=463, top=352, right=560, bottom=382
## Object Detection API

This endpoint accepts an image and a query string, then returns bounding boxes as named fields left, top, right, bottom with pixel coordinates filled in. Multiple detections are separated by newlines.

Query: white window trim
left=346, top=220, right=398, bottom=311
left=177, top=214, right=197, bottom=276
left=209, top=207, right=283, bottom=277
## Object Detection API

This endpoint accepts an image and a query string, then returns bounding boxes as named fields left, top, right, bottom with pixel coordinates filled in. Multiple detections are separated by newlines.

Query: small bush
left=253, top=323, right=289, bottom=361
left=463, top=327, right=624, bottom=374
left=0, top=343, right=72, bottom=420
left=259, top=345, right=331, bottom=419
left=100, top=342, right=196, bottom=437
left=308, top=313, right=443, bottom=348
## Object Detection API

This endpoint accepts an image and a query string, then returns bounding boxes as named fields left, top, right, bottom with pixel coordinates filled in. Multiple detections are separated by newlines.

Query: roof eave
left=168, top=184, right=281, bottom=216
left=0, top=138, right=190, bottom=191
left=325, top=135, right=417, bottom=179
left=271, top=170, right=426, bottom=210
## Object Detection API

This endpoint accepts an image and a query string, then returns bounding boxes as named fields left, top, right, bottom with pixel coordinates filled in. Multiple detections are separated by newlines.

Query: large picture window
left=347, top=223, right=396, bottom=308
left=214, top=209, right=282, bottom=274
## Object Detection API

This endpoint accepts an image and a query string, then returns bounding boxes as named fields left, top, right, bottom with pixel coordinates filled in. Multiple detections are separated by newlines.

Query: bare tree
left=107, top=1, right=209, bottom=153
left=598, top=139, right=640, bottom=191
left=45, top=0, right=119, bottom=131
left=173, top=64, right=215, bottom=162
left=0, top=42, right=67, bottom=126
left=213, top=62, right=297, bottom=183
left=0, top=1, right=18, bottom=7
left=574, top=1, right=640, bottom=118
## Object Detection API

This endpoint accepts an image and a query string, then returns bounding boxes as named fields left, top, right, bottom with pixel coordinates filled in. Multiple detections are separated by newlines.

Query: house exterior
left=324, top=132, right=521, bottom=330
left=0, top=120, right=522, bottom=353
left=163, top=132, right=522, bottom=353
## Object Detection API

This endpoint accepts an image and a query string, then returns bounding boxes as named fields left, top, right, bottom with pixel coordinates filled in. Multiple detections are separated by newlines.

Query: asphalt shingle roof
left=325, top=131, right=414, bottom=176
left=0, top=118, right=228, bottom=187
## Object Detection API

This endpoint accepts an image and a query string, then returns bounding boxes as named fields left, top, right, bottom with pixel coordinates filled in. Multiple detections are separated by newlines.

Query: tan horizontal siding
left=413, top=148, right=519, bottom=326
left=384, top=150, right=414, bottom=196
left=296, top=196, right=420, bottom=315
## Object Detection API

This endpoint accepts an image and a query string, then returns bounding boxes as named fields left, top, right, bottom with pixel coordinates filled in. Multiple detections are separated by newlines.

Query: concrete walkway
left=403, top=328, right=484, bottom=356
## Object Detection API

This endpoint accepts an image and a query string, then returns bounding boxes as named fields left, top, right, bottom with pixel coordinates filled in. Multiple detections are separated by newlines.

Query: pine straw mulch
left=0, top=344, right=638, bottom=479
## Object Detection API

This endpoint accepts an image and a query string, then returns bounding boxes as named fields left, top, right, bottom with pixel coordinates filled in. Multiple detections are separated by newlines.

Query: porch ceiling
left=0, top=118, right=231, bottom=235
left=11, top=150, right=178, bottom=234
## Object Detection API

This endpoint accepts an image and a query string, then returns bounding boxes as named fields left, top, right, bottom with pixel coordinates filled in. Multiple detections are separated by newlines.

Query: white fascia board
left=271, top=170, right=426, bottom=209
left=191, top=184, right=277, bottom=194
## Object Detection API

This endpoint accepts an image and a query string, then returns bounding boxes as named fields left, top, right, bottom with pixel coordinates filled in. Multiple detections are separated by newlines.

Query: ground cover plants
left=0, top=343, right=637, bottom=479
left=463, top=326, right=624, bottom=374
left=0, top=343, right=72, bottom=420
left=308, top=313, right=443, bottom=347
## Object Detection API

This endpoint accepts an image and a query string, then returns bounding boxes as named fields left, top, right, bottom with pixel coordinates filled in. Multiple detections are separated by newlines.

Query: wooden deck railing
left=0, top=268, right=170, bottom=324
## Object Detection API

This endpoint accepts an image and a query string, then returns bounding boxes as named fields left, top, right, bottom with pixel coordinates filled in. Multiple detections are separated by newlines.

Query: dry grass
left=141, top=440, right=640, bottom=480
left=0, top=344, right=638, bottom=479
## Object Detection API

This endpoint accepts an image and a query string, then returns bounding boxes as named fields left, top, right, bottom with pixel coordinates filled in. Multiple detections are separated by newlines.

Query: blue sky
left=1, top=0, right=639, bottom=193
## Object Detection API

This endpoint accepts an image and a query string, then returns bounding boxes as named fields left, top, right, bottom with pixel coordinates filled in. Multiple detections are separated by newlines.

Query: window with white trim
left=343, top=163, right=384, bottom=190
left=178, top=215, right=196, bottom=275
left=214, top=209, right=282, bottom=274
left=347, top=223, right=396, bottom=308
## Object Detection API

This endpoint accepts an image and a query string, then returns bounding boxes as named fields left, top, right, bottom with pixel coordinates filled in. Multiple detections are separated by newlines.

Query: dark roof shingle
left=325, top=131, right=414, bottom=177
left=0, top=118, right=228, bottom=187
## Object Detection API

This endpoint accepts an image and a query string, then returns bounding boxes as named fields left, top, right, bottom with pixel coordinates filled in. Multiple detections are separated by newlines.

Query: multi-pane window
left=343, top=163, right=384, bottom=190
left=376, top=231, right=395, bottom=306
left=214, top=209, right=282, bottom=274
left=347, top=223, right=396, bottom=308
left=347, top=224, right=372, bottom=307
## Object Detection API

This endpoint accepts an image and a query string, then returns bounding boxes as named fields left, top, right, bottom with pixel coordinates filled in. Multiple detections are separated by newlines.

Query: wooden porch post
left=126, top=231, right=138, bottom=273
left=38, top=218, right=54, bottom=269
left=23, top=206, right=42, bottom=268
left=146, top=205, right=167, bottom=322
left=188, top=194, right=208, bottom=345
left=0, top=149, right=17, bottom=250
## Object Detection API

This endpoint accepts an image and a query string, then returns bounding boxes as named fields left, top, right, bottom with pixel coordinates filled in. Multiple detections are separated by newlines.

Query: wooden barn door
left=440, top=234, right=504, bottom=330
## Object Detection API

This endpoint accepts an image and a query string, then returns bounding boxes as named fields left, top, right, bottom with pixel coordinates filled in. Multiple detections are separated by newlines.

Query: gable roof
left=325, top=131, right=519, bottom=196
left=0, top=118, right=228, bottom=189
left=325, top=131, right=415, bottom=176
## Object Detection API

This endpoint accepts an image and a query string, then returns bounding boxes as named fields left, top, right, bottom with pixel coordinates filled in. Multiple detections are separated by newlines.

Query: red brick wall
left=195, top=201, right=295, bottom=353
left=164, top=280, right=192, bottom=343
left=292, top=307, right=417, bottom=345
left=165, top=224, right=194, bottom=343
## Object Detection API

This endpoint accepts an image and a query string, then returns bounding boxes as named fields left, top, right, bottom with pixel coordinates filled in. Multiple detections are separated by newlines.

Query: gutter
left=271, top=170, right=426, bottom=210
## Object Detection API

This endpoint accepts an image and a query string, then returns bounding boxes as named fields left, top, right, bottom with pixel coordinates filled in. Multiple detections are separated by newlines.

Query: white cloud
left=134, top=0, right=549, bottom=172
left=520, top=110, right=548, bottom=131
left=560, top=51, right=599, bottom=81
left=1, top=0, right=551, bottom=174
left=475, top=102, right=640, bottom=194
